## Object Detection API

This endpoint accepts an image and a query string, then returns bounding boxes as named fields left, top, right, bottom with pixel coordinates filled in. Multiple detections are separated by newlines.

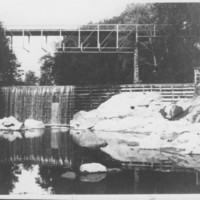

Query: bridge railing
left=4, top=24, right=174, bottom=33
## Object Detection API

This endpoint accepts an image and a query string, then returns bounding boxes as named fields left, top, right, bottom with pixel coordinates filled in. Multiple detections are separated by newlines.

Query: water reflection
left=0, top=128, right=73, bottom=166
left=11, top=164, right=51, bottom=195
left=0, top=131, right=22, bottom=142
left=0, top=128, right=199, bottom=194
left=24, top=128, right=44, bottom=138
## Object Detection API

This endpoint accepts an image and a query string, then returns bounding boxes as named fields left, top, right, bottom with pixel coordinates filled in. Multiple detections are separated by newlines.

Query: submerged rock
left=100, top=141, right=169, bottom=163
left=61, top=171, right=76, bottom=180
left=80, top=163, right=107, bottom=174
left=80, top=173, right=107, bottom=182
left=70, top=129, right=107, bottom=149
left=100, top=142, right=140, bottom=162
left=107, top=168, right=122, bottom=174
left=24, top=119, right=45, bottom=129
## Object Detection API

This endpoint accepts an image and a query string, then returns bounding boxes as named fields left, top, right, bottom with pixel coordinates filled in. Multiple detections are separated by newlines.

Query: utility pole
left=133, top=25, right=139, bottom=83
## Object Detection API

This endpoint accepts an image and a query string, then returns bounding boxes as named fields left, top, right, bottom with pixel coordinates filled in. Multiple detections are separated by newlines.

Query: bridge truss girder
left=5, top=24, right=172, bottom=53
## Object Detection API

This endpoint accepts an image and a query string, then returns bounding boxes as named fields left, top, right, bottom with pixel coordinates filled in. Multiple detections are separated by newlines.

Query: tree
left=0, top=23, right=23, bottom=86
left=24, top=70, right=39, bottom=86
left=39, top=54, right=55, bottom=85
left=151, top=3, right=200, bottom=83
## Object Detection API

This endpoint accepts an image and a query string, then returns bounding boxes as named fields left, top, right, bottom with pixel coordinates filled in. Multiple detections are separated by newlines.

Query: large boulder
left=24, top=119, right=45, bottom=129
left=80, top=163, right=107, bottom=174
left=176, top=99, right=191, bottom=112
left=0, top=116, right=23, bottom=130
left=70, top=110, right=100, bottom=129
left=160, top=103, right=184, bottom=120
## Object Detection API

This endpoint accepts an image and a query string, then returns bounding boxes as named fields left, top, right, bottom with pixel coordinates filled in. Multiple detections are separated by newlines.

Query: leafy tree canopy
left=24, top=70, right=39, bottom=86
left=0, top=23, right=23, bottom=86
left=39, top=54, right=55, bottom=85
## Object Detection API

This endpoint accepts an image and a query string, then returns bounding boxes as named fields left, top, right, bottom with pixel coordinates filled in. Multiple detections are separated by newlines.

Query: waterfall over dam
left=0, top=86, right=74, bottom=124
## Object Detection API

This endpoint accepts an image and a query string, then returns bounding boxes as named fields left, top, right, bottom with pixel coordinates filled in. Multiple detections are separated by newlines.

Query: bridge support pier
left=133, top=25, right=139, bottom=84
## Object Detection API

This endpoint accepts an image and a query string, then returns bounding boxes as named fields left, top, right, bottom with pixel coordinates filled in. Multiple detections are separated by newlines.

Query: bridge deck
left=5, top=24, right=169, bottom=36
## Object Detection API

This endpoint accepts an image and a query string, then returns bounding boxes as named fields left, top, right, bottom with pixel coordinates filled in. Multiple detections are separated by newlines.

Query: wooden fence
left=73, top=83, right=195, bottom=112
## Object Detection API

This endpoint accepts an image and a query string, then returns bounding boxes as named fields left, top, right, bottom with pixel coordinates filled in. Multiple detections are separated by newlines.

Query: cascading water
left=0, top=86, right=74, bottom=124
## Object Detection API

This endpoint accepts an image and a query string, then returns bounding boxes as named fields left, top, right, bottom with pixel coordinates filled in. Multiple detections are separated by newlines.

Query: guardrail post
left=172, top=86, right=174, bottom=100
left=133, top=25, right=139, bottom=83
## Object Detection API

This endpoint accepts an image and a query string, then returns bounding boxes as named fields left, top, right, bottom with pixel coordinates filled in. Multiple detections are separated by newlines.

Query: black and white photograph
left=0, top=0, right=200, bottom=199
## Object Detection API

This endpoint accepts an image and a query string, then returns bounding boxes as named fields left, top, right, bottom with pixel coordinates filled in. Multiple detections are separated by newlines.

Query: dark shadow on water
left=0, top=163, right=17, bottom=194
left=138, top=170, right=200, bottom=194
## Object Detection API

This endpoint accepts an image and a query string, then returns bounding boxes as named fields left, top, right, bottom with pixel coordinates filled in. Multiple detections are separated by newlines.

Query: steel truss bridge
left=5, top=24, right=174, bottom=53
left=4, top=24, right=182, bottom=83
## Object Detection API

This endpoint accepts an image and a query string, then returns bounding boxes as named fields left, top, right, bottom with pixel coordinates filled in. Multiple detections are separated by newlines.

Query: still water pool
left=0, top=127, right=199, bottom=194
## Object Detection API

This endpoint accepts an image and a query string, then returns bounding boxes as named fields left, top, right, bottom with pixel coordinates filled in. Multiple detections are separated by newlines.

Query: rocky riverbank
left=70, top=90, right=200, bottom=171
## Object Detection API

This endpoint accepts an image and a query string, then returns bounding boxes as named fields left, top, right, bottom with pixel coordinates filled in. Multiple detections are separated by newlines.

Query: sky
left=0, top=0, right=196, bottom=77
